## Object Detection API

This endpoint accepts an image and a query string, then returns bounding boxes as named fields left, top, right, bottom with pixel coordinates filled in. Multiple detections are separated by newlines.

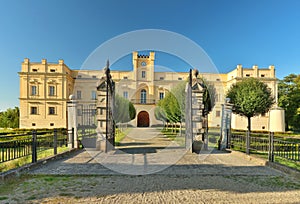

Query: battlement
left=137, top=54, right=149, bottom=58
left=233, top=64, right=275, bottom=78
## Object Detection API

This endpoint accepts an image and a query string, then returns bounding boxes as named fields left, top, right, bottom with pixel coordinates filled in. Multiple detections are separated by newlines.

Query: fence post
left=32, top=130, right=37, bottom=163
left=226, top=128, right=229, bottom=148
left=268, top=132, right=274, bottom=162
left=246, top=130, right=250, bottom=155
left=296, top=144, right=300, bottom=161
left=72, top=128, right=74, bottom=149
left=54, top=129, right=57, bottom=155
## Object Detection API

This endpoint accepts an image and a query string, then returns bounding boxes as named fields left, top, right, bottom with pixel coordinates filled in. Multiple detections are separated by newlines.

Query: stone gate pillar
left=67, top=95, right=78, bottom=148
left=96, top=61, right=115, bottom=152
left=219, top=98, right=233, bottom=150
left=185, top=69, right=206, bottom=153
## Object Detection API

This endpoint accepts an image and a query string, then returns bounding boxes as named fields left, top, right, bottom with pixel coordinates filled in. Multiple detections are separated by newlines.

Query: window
left=49, top=86, right=55, bottom=96
left=246, top=74, right=250, bottom=77
left=178, top=77, right=182, bottom=80
left=77, top=90, right=81, bottom=99
left=159, top=92, right=164, bottom=100
left=142, top=71, right=146, bottom=78
left=216, top=110, right=221, bottom=117
left=50, top=69, right=56, bottom=73
left=77, top=109, right=82, bottom=116
left=141, top=89, right=146, bottom=104
left=216, top=78, right=220, bottom=81
left=49, top=107, right=55, bottom=115
left=261, top=74, right=265, bottom=77
left=123, top=91, right=128, bottom=99
left=32, top=123, right=36, bottom=126
left=77, top=75, right=82, bottom=78
left=91, top=109, right=97, bottom=116
left=91, top=91, right=97, bottom=100
left=50, top=123, right=54, bottom=126
left=160, top=77, right=164, bottom=80
left=31, top=86, right=37, bottom=96
left=123, top=76, right=128, bottom=80
left=92, top=75, right=97, bottom=79
left=31, top=107, right=37, bottom=115
left=32, top=69, right=38, bottom=72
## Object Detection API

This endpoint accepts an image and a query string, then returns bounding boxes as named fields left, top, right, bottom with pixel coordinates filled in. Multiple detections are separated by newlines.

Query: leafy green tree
left=156, top=79, right=215, bottom=132
left=113, top=94, right=136, bottom=124
left=157, top=82, right=185, bottom=125
left=154, top=100, right=167, bottom=122
left=226, top=78, right=274, bottom=132
left=0, top=107, right=19, bottom=128
left=278, top=74, right=300, bottom=130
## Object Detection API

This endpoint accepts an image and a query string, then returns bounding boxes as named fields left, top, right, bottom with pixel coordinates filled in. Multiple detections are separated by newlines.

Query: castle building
left=19, top=52, right=277, bottom=130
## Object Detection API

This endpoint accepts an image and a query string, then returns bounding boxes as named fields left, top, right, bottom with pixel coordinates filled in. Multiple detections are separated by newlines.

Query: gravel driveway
left=1, top=128, right=300, bottom=203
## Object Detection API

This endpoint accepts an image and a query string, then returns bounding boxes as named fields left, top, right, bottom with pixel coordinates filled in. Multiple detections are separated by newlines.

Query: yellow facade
left=19, top=52, right=277, bottom=130
left=19, top=59, right=74, bottom=128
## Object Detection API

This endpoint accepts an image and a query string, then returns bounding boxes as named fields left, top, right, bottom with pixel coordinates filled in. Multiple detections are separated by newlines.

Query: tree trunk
left=247, top=116, right=251, bottom=133
left=246, top=116, right=251, bottom=155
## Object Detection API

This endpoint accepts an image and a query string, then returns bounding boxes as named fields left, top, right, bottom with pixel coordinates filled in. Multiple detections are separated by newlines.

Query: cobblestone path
left=1, top=128, right=300, bottom=203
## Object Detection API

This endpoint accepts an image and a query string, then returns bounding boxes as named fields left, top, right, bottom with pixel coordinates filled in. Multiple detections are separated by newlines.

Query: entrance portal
left=137, top=111, right=150, bottom=127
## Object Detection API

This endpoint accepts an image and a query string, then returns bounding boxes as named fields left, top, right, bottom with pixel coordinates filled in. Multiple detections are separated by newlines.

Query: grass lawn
left=0, top=146, right=69, bottom=172
left=231, top=147, right=300, bottom=172
left=115, top=128, right=131, bottom=146
left=161, top=129, right=185, bottom=147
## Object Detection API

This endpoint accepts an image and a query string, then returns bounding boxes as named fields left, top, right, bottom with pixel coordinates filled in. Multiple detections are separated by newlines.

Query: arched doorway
left=137, top=111, right=150, bottom=127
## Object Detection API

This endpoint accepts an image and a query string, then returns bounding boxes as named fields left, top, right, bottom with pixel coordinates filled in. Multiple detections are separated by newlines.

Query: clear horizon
left=1, top=0, right=300, bottom=111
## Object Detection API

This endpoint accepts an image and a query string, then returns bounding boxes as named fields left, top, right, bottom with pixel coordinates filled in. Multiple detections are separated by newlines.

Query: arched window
left=141, top=89, right=146, bottom=104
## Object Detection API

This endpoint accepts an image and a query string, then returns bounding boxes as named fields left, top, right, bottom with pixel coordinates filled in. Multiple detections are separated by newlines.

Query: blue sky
left=0, top=0, right=300, bottom=111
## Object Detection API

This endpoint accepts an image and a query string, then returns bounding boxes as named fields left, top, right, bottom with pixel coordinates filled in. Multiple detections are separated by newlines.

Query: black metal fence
left=273, top=139, right=300, bottom=161
left=0, top=129, right=68, bottom=164
left=231, top=133, right=300, bottom=162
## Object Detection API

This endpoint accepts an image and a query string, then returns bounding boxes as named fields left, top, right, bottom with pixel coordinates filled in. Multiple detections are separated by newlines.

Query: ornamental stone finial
left=106, top=59, right=110, bottom=69
left=192, top=68, right=199, bottom=78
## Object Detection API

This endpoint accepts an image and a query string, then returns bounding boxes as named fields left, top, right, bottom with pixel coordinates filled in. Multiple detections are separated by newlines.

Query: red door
left=137, top=111, right=150, bottom=127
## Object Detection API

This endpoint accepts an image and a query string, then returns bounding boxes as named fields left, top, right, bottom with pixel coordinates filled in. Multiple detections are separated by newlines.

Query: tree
left=156, top=79, right=215, bottom=132
left=0, top=107, right=19, bottom=128
left=278, top=74, right=300, bottom=130
left=226, top=78, right=274, bottom=132
left=156, top=82, right=186, bottom=127
left=113, top=94, right=136, bottom=124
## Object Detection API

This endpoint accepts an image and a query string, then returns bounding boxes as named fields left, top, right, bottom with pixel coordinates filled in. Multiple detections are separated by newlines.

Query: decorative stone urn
left=192, top=140, right=203, bottom=153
